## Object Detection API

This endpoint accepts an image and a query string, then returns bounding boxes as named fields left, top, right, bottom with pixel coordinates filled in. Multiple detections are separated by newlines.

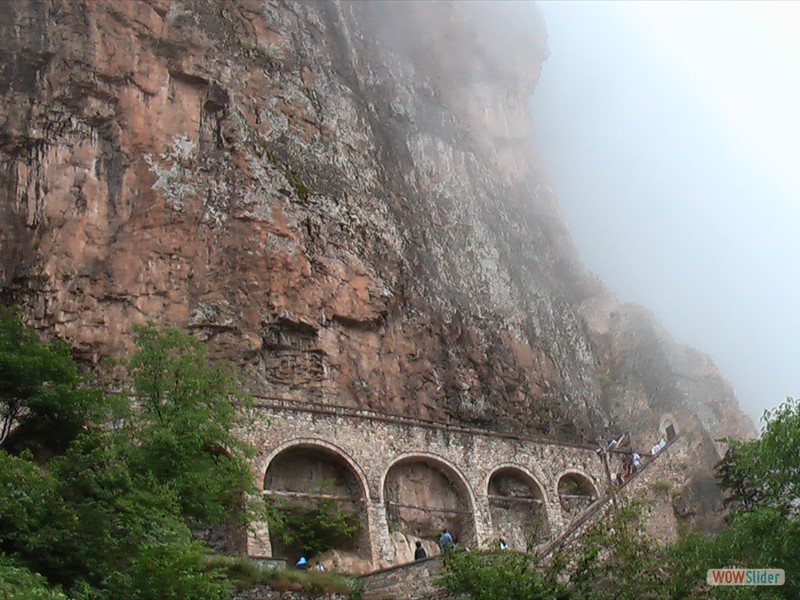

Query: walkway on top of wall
left=251, top=395, right=602, bottom=452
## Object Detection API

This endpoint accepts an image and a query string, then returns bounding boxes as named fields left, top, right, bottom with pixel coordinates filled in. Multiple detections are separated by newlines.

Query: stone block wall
left=360, top=557, right=447, bottom=600
left=242, top=399, right=610, bottom=568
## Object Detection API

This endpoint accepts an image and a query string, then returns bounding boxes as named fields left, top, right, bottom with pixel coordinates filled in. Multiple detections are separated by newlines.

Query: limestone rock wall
left=0, top=0, right=753, bottom=525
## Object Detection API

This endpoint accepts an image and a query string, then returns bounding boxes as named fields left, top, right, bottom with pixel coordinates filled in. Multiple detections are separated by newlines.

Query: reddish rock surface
left=0, top=0, right=754, bottom=525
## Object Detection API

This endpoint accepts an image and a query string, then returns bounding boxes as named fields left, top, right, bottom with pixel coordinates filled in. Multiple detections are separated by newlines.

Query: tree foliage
left=717, top=398, right=800, bottom=516
left=438, top=548, right=566, bottom=600
left=0, top=554, right=68, bottom=600
left=0, top=307, right=101, bottom=457
left=117, top=323, right=255, bottom=527
left=0, top=311, right=256, bottom=599
left=265, top=478, right=361, bottom=558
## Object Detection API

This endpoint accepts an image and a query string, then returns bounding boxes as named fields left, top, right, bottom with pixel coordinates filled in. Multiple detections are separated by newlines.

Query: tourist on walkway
left=439, top=529, right=454, bottom=553
left=295, top=555, right=309, bottom=571
left=622, top=458, right=633, bottom=479
left=414, top=541, right=427, bottom=560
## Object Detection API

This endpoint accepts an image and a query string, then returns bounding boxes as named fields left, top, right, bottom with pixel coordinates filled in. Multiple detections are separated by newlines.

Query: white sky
left=531, top=1, right=800, bottom=426
left=623, top=1, right=800, bottom=209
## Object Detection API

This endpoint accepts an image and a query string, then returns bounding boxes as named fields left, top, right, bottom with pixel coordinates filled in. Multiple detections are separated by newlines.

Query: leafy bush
left=438, top=549, right=566, bottom=600
left=0, top=554, right=68, bottom=600
left=265, top=495, right=360, bottom=557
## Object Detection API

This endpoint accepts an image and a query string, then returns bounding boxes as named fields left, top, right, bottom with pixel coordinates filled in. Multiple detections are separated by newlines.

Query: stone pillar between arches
left=545, top=499, right=566, bottom=538
left=367, top=499, right=394, bottom=568
left=247, top=518, right=273, bottom=557
left=471, top=493, right=495, bottom=549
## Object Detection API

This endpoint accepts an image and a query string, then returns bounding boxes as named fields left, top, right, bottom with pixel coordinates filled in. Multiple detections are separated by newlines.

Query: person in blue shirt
left=295, top=555, right=309, bottom=570
left=438, top=529, right=454, bottom=553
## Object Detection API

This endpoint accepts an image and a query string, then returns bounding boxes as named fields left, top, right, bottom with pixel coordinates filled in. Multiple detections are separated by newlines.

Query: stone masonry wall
left=359, top=557, right=445, bottom=600
left=243, top=400, right=609, bottom=569
left=357, top=438, right=685, bottom=599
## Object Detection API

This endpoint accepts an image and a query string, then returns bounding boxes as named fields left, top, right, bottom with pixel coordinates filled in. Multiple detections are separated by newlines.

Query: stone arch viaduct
left=245, top=398, right=612, bottom=569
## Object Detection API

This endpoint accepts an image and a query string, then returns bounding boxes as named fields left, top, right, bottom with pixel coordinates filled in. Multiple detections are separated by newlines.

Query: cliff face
left=0, top=0, right=753, bottom=520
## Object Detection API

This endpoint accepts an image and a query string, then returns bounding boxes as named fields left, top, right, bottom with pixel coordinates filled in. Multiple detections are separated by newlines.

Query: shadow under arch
left=556, top=469, right=600, bottom=520
left=261, top=438, right=372, bottom=563
left=658, top=414, right=679, bottom=441
left=486, top=464, right=551, bottom=551
left=381, top=452, right=478, bottom=551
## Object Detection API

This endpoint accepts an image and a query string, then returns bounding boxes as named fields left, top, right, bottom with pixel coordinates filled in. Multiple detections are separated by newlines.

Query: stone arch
left=659, top=414, right=679, bottom=441
left=486, top=464, right=551, bottom=551
left=556, top=470, right=599, bottom=520
left=262, top=438, right=371, bottom=563
left=259, top=438, right=370, bottom=498
left=381, top=452, right=478, bottom=552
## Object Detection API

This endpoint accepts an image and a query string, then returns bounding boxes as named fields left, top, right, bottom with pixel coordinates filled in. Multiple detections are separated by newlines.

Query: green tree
left=0, top=315, right=256, bottom=599
left=0, top=554, right=68, bottom=600
left=564, top=502, right=665, bottom=600
left=0, top=307, right=102, bottom=457
left=266, top=496, right=360, bottom=557
left=119, top=323, right=255, bottom=527
left=0, top=451, right=83, bottom=587
left=717, top=398, right=800, bottom=515
left=437, top=549, right=566, bottom=600
left=659, top=398, right=800, bottom=599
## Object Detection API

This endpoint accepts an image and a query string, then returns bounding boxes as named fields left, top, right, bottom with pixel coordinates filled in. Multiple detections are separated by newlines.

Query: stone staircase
left=359, top=437, right=679, bottom=599
left=359, top=556, right=445, bottom=600
left=535, top=435, right=679, bottom=560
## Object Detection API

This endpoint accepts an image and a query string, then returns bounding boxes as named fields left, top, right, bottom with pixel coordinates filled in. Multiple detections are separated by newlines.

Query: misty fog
left=529, top=1, right=800, bottom=426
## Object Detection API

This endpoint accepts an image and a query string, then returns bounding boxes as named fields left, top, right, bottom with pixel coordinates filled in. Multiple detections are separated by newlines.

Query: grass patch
left=207, top=556, right=361, bottom=596
left=651, top=480, right=672, bottom=494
